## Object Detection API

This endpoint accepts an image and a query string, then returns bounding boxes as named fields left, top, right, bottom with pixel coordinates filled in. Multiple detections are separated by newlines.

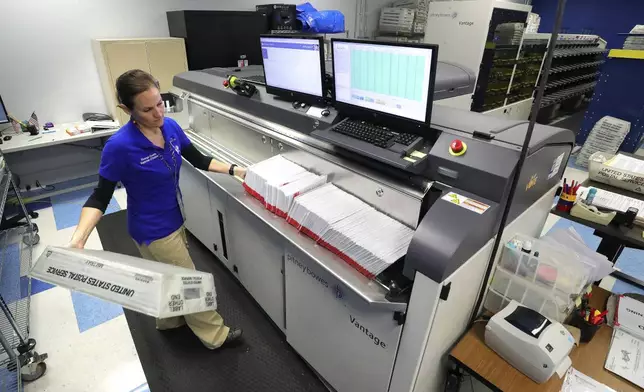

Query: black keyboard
left=333, top=120, right=418, bottom=149
left=241, top=75, right=266, bottom=85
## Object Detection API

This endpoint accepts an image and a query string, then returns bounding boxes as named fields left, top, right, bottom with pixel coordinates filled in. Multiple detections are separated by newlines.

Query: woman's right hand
left=67, top=235, right=86, bottom=249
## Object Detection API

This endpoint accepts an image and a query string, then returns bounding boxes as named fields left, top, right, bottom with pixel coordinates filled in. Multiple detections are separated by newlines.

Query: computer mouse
left=3, top=136, right=11, bottom=141
left=321, top=109, right=330, bottom=117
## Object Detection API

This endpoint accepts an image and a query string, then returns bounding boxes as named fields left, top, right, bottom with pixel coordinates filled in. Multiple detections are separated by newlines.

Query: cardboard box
left=30, top=246, right=217, bottom=318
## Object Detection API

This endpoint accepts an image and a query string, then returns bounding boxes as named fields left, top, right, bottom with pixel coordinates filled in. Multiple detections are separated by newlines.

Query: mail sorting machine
left=172, top=68, right=574, bottom=392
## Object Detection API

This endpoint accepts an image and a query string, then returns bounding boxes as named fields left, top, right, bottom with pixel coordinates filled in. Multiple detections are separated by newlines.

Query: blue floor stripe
left=613, top=248, right=644, bottom=279
left=70, top=291, right=123, bottom=333
left=51, top=188, right=120, bottom=230
left=129, top=383, right=150, bottom=392
left=22, top=277, right=55, bottom=298
left=548, top=218, right=602, bottom=249
left=610, top=279, right=644, bottom=295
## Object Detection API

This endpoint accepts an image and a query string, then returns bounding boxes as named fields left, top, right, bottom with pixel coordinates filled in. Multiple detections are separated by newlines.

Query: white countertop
left=0, top=122, right=120, bottom=154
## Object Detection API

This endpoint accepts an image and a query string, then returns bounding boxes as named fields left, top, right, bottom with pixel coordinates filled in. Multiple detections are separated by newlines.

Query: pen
left=28, top=136, right=43, bottom=142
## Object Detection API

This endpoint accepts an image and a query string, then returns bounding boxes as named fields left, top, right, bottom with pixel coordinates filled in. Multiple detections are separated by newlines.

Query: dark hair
left=115, top=69, right=160, bottom=110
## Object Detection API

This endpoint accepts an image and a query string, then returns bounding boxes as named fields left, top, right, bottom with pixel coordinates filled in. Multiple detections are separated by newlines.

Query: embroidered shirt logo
left=140, top=153, right=160, bottom=165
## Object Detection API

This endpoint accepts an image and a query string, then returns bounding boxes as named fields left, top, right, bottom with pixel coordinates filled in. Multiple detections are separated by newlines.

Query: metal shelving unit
left=525, top=33, right=608, bottom=124
left=550, top=60, right=606, bottom=74
left=0, top=153, right=46, bottom=391
left=545, top=72, right=601, bottom=89
left=540, top=81, right=597, bottom=107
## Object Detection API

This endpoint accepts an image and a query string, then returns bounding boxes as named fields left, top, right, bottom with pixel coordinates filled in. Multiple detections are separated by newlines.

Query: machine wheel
left=21, top=362, right=46, bottom=382
left=23, top=233, right=40, bottom=246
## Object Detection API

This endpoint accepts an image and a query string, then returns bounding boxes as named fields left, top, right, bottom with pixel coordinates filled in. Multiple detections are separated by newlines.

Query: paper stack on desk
left=287, top=183, right=414, bottom=278
left=243, top=155, right=327, bottom=217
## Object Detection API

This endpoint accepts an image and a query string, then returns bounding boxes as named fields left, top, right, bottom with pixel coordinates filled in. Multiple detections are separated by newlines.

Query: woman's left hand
left=234, top=167, right=247, bottom=180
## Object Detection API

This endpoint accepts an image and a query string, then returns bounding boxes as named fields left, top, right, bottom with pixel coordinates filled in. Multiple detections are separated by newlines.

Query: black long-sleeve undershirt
left=83, top=143, right=213, bottom=212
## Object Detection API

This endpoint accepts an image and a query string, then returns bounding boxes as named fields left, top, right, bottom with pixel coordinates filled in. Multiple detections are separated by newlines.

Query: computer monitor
left=331, top=39, right=438, bottom=132
left=260, top=35, right=326, bottom=105
left=0, top=94, right=8, bottom=125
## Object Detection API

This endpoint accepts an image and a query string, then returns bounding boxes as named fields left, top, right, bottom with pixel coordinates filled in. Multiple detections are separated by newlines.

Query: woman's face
left=131, top=87, right=165, bottom=128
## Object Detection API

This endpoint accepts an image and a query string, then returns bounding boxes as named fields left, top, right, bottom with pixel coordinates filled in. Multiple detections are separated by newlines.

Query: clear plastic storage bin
left=485, top=266, right=574, bottom=322
left=499, top=234, right=589, bottom=299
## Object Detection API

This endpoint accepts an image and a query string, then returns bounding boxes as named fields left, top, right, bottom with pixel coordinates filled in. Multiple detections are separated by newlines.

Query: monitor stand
left=270, top=96, right=330, bottom=119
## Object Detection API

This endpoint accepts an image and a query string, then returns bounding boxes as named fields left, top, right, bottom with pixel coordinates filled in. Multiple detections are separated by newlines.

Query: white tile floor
left=23, top=188, right=148, bottom=392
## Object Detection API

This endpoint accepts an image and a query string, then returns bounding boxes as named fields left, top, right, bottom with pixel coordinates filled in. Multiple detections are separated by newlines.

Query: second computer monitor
left=332, top=39, right=438, bottom=130
left=260, top=35, right=326, bottom=105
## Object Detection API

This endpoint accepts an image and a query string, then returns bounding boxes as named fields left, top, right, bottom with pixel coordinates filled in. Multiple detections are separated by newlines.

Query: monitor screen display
left=0, top=95, right=7, bottom=124
left=260, top=36, right=324, bottom=99
left=332, top=40, right=435, bottom=123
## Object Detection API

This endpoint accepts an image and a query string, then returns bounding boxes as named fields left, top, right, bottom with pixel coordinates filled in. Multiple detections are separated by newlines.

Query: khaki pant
left=135, top=226, right=229, bottom=349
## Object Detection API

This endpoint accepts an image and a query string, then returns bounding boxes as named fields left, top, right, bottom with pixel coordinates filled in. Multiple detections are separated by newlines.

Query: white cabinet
left=93, top=38, right=188, bottom=126
left=284, top=247, right=403, bottom=392
left=226, top=201, right=286, bottom=331
left=179, top=163, right=220, bottom=256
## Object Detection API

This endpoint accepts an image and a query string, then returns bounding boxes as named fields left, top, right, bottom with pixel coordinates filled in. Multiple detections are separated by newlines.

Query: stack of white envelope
left=272, top=172, right=328, bottom=218
left=287, top=183, right=414, bottom=278
left=243, top=155, right=327, bottom=217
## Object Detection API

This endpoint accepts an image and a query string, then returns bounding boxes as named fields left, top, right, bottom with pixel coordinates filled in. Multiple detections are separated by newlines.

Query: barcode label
left=184, top=288, right=201, bottom=300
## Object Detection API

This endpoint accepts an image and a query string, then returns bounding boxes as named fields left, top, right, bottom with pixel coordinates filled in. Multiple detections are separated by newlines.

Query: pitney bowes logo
left=430, top=11, right=458, bottom=19
left=334, top=284, right=344, bottom=300
left=288, top=253, right=329, bottom=288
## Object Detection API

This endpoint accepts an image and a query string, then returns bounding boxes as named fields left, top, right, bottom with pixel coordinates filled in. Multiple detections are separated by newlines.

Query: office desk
left=0, top=123, right=118, bottom=154
left=449, top=288, right=640, bottom=392
left=0, top=123, right=119, bottom=194
left=551, top=179, right=644, bottom=288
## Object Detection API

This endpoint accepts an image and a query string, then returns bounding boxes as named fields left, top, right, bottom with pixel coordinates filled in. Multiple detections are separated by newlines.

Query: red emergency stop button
left=449, top=139, right=467, bottom=156
left=223, top=80, right=230, bottom=88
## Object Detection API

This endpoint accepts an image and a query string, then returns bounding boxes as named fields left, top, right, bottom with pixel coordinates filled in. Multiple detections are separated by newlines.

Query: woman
left=69, top=69, right=244, bottom=349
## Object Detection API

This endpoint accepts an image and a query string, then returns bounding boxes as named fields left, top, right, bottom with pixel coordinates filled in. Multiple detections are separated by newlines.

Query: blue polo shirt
left=99, top=118, right=190, bottom=245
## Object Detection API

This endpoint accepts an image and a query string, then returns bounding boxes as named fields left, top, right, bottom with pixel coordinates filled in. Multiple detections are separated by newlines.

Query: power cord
left=35, top=181, right=55, bottom=191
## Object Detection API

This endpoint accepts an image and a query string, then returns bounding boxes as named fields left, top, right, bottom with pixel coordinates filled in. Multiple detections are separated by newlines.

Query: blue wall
left=531, top=0, right=644, bottom=48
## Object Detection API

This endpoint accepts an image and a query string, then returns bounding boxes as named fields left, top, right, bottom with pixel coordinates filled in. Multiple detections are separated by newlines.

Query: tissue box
left=30, top=246, right=217, bottom=318
left=66, top=124, right=92, bottom=136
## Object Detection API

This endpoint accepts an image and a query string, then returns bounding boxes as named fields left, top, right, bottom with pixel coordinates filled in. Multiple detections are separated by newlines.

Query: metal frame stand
left=0, top=151, right=46, bottom=391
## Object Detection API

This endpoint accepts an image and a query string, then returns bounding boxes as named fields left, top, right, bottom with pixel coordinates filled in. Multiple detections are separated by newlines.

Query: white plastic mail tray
left=30, top=246, right=217, bottom=318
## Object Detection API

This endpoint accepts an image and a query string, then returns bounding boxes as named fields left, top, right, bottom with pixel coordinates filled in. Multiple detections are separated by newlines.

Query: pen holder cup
left=556, top=193, right=576, bottom=213
left=569, top=311, right=601, bottom=343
